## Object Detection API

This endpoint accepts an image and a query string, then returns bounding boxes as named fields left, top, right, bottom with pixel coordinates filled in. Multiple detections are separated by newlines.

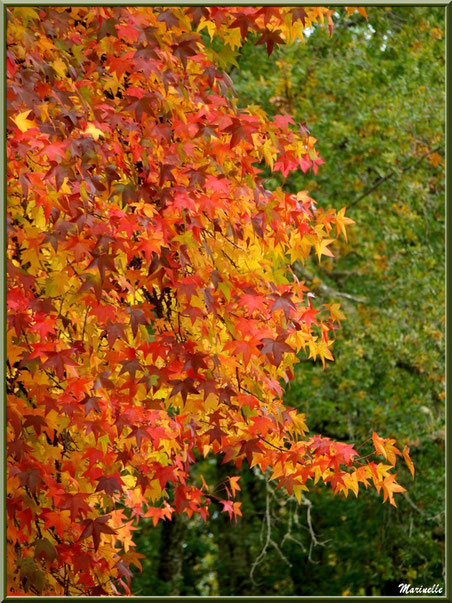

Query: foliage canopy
left=129, top=8, right=444, bottom=596
left=6, top=6, right=419, bottom=596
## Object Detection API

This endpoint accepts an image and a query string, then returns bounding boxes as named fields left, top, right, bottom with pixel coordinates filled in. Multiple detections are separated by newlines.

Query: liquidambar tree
left=6, top=6, right=414, bottom=596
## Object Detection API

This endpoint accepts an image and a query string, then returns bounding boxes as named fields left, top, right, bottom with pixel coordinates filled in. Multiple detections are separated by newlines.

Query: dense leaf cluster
left=131, top=7, right=444, bottom=596
left=7, top=6, right=419, bottom=596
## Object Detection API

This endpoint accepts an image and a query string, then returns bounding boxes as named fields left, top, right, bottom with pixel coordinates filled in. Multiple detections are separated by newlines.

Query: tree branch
left=295, top=264, right=367, bottom=304
left=350, top=146, right=442, bottom=207
left=300, top=493, right=331, bottom=563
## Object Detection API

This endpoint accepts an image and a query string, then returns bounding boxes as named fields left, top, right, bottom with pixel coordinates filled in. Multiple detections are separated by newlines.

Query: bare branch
left=281, top=500, right=306, bottom=552
left=295, top=264, right=367, bottom=304
left=402, top=492, right=443, bottom=526
left=350, top=146, right=442, bottom=207
left=300, top=493, right=331, bottom=563
left=249, top=484, right=272, bottom=585
left=250, top=480, right=292, bottom=586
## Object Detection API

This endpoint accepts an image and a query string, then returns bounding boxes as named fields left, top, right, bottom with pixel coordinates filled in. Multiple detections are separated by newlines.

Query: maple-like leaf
left=169, top=378, right=199, bottom=403
left=96, top=475, right=123, bottom=496
left=255, top=28, right=285, bottom=56
left=102, top=322, right=127, bottom=347
left=402, top=446, right=415, bottom=478
left=238, top=438, right=264, bottom=466
left=172, top=36, right=199, bottom=70
left=261, top=336, right=296, bottom=366
left=239, top=293, right=267, bottom=314
left=224, top=339, right=261, bottom=367
left=61, top=493, right=91, bottom=522
left=205, top=424, right=228, bottom=445
left=23, top=415, right=48, bottom=436
left=223, top=117, right=255, bottom=149
left=314, top=238, right=335, bottom=262
left=157, top=9, right=179, bottom=29
left=12, top=110, right=37, bottom=133
left=381, top=474, right=406, bottom=507
left=78, top=515, right=117, bottom=551
left=301, top=306, right=320, bottom=329
left=228, top=476, right=241, bottom=497
left=372, top=432, right=402, bottom=466
left=18, top=467, right=43, bottom=494
left=119, top=357, right=142, bottom=380
left=335, top=207, right=355, bottom=241
left=128, top=426, right=152, bottom=449
left=42, top=510, right=70, bottom=539
left=291, top=7, right=308, bottom=25
left=269, top=292, right=296, bottom=321
left=34, top=538, right=58, bottom=564
left=127, top=307, right=149, bottom=337
left=324, top=302, right=346, bottom=326
left=229, top=13, right=257, bottom=40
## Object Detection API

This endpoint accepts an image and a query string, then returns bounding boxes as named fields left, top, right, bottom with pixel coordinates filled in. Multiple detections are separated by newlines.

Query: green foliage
left=132, top=7, right=444, bottom=596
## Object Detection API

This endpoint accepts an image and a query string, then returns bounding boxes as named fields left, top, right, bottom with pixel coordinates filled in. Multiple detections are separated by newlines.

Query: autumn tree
left=6, top=6, right=413, bottom=596
left=182, top=7, right=443, bottom=596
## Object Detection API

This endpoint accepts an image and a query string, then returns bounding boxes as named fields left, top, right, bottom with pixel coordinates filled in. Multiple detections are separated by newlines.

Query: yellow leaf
left=52, top=58, right=67, bottom=79
left=84, top=123, right=105, bottom=141
left=292, top=483, right=308, bottom=503
left=324, top=302, right=346, bottom=325
left=314, top=238, right=335, bottom=262
left=308, top=339, right=334, bottom=367
left=14, top=7, right=40, bottom=25
left=12, top=110, right=37, bottom=133
left=262, top=138, right=276, bottom=170
left=223, top=27, right=242, bottom=50
left=382, top=474, right=406, bottom=507
left=343, top=473, right=359, bottom=497
left=198, top=18, right=216, bottom=40
left=375, top=463, right=394, bottom=480
left=372, top=432, right=402, bottom=465
left=228, top=476, right=241, bottom=497
left=146, top=478, right=162, bottom=502
left=335, top=207, right=355, bottom=241
left=104, top=74, right=120, bottom=97
left=7, top=333, right=25, bottom=366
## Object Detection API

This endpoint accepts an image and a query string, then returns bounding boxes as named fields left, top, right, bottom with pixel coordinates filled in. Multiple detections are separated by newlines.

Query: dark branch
left=294, top=264, right=367, bottom=304
left=350, top=146, right=442, bottom=207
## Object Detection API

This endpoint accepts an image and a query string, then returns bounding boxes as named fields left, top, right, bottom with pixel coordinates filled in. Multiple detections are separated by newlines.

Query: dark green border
left=1, top=2, right=448, bottom=601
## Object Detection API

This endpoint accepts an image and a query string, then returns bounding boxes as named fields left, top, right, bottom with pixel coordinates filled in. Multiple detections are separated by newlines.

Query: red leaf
left=260, top=336, right=296, bottom=366
left=255, top=28, right=285, bottom=56
left=78, top=515, right=117, bottom=551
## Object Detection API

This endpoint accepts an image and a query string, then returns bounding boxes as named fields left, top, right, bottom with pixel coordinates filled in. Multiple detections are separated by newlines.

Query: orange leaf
left=402, top=446, right=415, bottom=478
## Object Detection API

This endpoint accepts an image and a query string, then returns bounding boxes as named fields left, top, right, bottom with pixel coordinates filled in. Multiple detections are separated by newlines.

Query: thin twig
left=250, top=481, right=292, bottom=586
left=300, top=493, right=331, bottom=563
left=81, top=304, right=90, bottom=343
left=295, top=265, right=367, bottom=304
left=402, top=492, right=443, bottom=526
left=350, top=146, right=442, bottom=207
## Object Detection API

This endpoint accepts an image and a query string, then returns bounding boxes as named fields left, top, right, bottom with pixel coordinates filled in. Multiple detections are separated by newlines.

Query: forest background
left=130, top=6, right=445, bottom=597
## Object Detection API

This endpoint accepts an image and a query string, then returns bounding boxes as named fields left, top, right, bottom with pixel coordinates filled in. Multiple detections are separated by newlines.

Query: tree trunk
left=157, top=514, right=187, bottom=595
left=215, top=459, right=257, bottom=595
